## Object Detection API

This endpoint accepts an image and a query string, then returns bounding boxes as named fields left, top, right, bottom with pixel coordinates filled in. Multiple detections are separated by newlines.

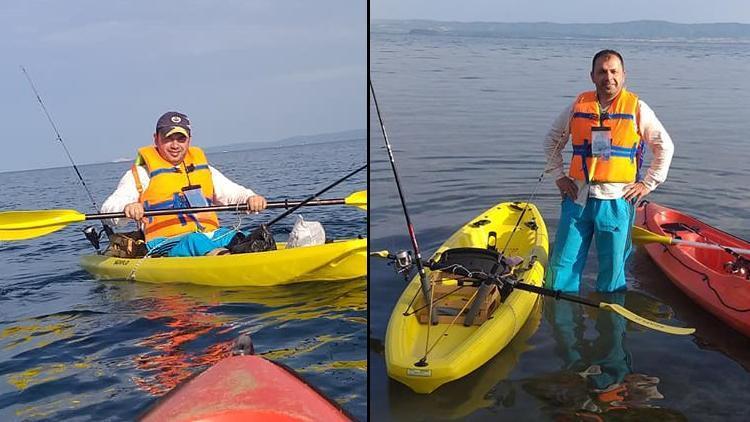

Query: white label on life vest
left=591, top=127, right=612, bottom=160
left=182, top=186, right=209, bottom=207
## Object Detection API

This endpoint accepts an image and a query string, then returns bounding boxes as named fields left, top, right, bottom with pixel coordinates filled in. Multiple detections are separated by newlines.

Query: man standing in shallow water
left=101, top=111, right=268, bottom=257
left=544, top=49, right=674, bottom=292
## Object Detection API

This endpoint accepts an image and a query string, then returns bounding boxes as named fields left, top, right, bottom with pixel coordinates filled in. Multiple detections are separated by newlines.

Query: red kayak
left=635, top=201, right=750, bottom=337
left=141, top=335, right=353, bottom=422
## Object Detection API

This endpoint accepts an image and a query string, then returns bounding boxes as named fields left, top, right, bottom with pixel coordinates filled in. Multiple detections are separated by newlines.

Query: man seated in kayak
left=544, top=50, right=674, bottom=292
left=101, top=111, right=268, bottom=257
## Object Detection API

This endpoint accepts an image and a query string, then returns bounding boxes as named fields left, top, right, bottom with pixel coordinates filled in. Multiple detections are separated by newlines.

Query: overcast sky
left=372, top=0, right=750, bottom=24
left=1, top=1, right=365, bottom=172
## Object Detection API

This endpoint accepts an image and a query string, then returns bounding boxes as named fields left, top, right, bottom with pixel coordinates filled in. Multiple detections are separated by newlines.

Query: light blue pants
left=146, top=227, right=238, bottom=257
left=547, top=197, right=635, bottom=292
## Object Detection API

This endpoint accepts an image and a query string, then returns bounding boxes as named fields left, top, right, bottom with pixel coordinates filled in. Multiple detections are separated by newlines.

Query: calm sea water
left=0, top=139, right=367, bottom=420
left=370, top=33, right=750, bottom=421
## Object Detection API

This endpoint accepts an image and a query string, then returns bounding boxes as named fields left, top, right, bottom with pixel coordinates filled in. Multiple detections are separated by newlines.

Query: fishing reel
left=724, top=257, right=750, bottom=280
left=81, top=225, right=114, bottom=254
left=370, top=249, right=415, bottom=280
left=393, top=250, right=414, bottom=276
left=82, top=225, right=102, bottom=252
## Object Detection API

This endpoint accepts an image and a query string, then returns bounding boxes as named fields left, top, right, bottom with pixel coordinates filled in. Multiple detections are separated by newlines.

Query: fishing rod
left=500, top=127, right=569, bottom=256
left=370, top=79, right=437, bottom=363
left=265, top=164, right=367, bottom=227
left=21, top=66, right=111, bottom=249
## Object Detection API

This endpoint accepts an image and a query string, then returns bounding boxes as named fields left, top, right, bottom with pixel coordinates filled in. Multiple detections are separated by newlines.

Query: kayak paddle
left=632, top=226, right=750, bottom=256
left=371, top=249, right=695, bottom=336
left=508, top=281, right=695, bottom=336
left=0, top=190, right=366, bottom=241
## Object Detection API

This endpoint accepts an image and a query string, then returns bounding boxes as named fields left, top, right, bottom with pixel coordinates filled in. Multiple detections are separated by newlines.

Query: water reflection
left=132, top=296, right=232, bottom=396
left=120, top=279, right=367, bottom=396
left=0, top=278, right=366, bottom=419
left=631, top=250, right=750, bottom=372
left=529, top=294, right=685, bottom=420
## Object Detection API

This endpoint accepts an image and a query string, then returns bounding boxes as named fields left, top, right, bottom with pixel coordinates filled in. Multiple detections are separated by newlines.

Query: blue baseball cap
left=156, top=111, right=191, bottom=137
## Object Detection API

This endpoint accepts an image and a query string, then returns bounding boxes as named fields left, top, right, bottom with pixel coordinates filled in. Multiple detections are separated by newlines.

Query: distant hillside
left=373, top=20, right=750, bottom=41
left=203, top=129, right=365, bottom=154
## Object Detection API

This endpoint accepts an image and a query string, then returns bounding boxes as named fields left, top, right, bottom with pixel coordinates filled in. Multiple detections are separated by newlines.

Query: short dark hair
left=592, top=49, right=624, bottom=72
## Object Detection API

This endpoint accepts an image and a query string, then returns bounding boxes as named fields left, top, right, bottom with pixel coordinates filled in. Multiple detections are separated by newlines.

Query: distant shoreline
left=205, top=136, right=365, bottom=155
left=2, top=129, right=365, bottom=174
left=372, top=19, right=750, bottom=42
left=203, top=129, right=365, bottom=154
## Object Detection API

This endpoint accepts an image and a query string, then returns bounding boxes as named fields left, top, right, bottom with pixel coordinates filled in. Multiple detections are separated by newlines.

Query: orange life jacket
left=132, top=146, right=220, bottom=241
left=569, top=89, right=643, bottom=183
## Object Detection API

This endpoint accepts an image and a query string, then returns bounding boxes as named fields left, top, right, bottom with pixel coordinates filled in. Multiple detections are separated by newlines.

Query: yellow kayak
left=385, top=202, right=548, bottom=394
left=80, top=238, right=367, bottom=287
left=388, top=300, right=542, bottom=418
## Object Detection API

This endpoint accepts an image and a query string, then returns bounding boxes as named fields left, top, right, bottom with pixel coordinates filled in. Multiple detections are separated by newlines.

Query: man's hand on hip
left=623, top=182, right=651, bottom=202
left=556, top=176, right=579, bottom=200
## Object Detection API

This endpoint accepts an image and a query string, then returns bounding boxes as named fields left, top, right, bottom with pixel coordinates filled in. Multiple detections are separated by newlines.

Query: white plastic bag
left=286, top=215, right=326, bottom=249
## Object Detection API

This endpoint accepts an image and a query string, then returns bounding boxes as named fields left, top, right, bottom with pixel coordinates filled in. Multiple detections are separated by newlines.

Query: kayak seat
left=432, top=247, right=509, bottom=279
left=661, top=222, right=701, bottom=241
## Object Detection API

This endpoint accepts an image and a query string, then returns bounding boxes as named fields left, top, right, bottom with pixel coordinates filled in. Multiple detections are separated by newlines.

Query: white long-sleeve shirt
left=544, top=98, right=674, bottom=200
left=101, top=165, right=257, bottom=228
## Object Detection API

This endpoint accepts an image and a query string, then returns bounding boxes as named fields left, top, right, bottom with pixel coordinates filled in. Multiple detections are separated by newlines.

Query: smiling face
left=590, top=53, right=626, bottom=103
left=154, top=131, right=190, bottom=165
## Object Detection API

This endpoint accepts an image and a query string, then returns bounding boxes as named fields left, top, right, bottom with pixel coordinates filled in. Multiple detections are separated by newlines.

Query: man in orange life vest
left=101, top=111, right=268, bottom=257
left=545, top=50, right=674, bottom=292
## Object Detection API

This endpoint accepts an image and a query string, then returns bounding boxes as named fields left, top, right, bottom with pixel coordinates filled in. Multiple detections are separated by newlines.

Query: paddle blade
left=631, top=226, right=672, bottom=246
left=345, top=190, right=367, bottom=210
left=600, top=302, right=695, bottom=335
left=0, top=209, right=85, bottom=241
